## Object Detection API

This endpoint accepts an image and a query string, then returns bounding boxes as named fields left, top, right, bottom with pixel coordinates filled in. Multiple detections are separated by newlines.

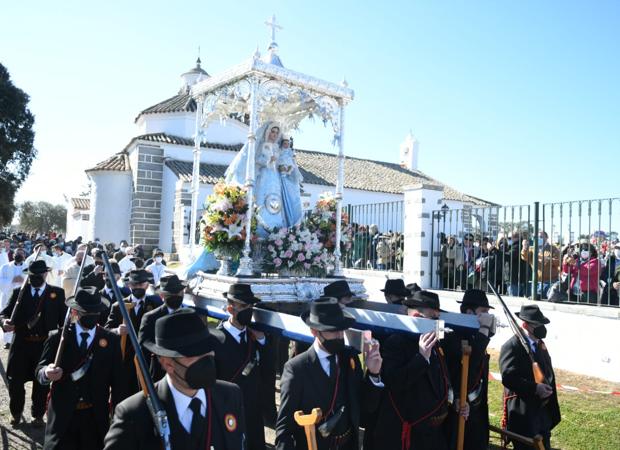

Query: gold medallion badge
left=224, top=414, right=237, bottom=432
left=50, top=292, right=57, bottom=300
left=350, top=357, right=356, bottom=370
left=99, top=338, right=108, bottom=348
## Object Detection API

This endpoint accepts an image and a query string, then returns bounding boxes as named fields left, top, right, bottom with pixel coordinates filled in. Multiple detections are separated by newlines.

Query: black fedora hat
left=144, top=309, right=220, bottom=358
left=158, top=275, right=187, bottom=295
left=406, top=283, right=422, bottom=295
left=458, top=289, right=494, bottom=309
left=222, top=283, right=261, bottom=305
left=381, top=279, right=409, bottom=297
left=24, top=259, right=51, bottom=275
left=515, top=305, right=550, bottom=325
left=403, top=290, right=441, bottom=310
left=301, top=298, right=355, bottom=331
left=323, top=280, right=355, bottom=299
left=66, top=287, right=110, bottom=313
left=124, top=269, right=153, bottom=284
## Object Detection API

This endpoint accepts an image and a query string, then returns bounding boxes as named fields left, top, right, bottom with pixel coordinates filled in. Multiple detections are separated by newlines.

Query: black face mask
left=165, top=295, right=183, bottom=310
left=172, top=355, right=217, bottom=390
left=131, top=288, right=146, bottom=299
left=105, top=279, right=115, bottom=289
left=236, top=307, right=253, bottom=327
left=30, top=274, right=45, bottom=288
left=532, top=325, right=547, bottom=339
left=79, top=315, right=99, bottom=330
left=14, top=255, right=24, bottom=263
left=95, top=260, right=103, bottom=266
left=319, top=333, right=345, bottom=355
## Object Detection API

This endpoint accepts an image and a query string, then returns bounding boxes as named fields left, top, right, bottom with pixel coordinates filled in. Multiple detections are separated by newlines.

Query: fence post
left=430, top=215, right=436, bottom=288
left=532, top=201, right=540, bottom=300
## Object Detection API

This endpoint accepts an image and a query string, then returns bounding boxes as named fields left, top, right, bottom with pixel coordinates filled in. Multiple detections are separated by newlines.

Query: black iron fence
left=342, top=201, right=405, bottom=272
left=430, top=198, right=620, bottom=307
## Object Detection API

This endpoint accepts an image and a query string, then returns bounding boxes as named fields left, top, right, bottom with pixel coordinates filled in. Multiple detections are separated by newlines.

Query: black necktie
left=79, top=332, right=89, bottom=355
left=189, top=397, right=203, bottom=442
left=239, top=330, right=246, bottom=346
left=327, top=354, right=337, bottom=381
left=33, top=288, right=40, bottom=299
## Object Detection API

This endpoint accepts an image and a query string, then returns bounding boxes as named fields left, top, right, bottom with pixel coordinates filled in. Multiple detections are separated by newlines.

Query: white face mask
left=614, top=250, right=620, bottom=259
left=154, top=257, right=163, bottom=264
left=580, top=250, right=590, bottom=260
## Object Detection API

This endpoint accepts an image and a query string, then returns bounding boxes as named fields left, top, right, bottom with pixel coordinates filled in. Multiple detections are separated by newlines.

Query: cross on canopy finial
left=265, top=14, right=283, bottom=42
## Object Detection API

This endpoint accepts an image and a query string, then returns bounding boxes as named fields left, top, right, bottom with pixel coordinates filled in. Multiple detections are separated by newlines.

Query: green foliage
left=0, top=63, right=36, bottom=226
left=17, top=201, right=67, bottom=233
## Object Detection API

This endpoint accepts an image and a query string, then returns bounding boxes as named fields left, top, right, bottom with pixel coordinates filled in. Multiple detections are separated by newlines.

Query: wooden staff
left=120, top=301, right=135, bottom=359
left=489, top=425, right=546, bottom=450
left=457, top=340, right=472, bottom=450
left=134, top=356, right=148, bottom=395
left=294, top=408, right=322, bottom=450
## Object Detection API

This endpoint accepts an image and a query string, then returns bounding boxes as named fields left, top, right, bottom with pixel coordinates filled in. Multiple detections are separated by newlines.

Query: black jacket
left=138, top=304, right=172, bottom=381
left=499, top=335, right=561, bottom=438
left=276, top=344, right=381, bottom=450
left=36, top=325, right=126, bottom=449
left=215, top=322, right=275, bottom=450
left=103, top=378, right=246, bottom=450
left=373, top=333, right=451, bottom=450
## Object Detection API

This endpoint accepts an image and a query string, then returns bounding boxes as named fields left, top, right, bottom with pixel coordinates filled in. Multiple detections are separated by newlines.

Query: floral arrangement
left=202, top=183, right=256, bottom=259
left=263, top=224, right=334, bottom=276
left=306, top=191, right=353, bottom=253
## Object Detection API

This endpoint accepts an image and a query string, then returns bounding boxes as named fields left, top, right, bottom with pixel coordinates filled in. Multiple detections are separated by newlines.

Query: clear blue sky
left=2, top=0, right=618, bottom=207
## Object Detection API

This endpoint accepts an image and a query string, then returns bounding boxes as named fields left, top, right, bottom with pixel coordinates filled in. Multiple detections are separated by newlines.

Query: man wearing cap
left=105, top=269, right=162, bottom=396
left=444, top=289, right=496, bottom=450
left=215, top=283, right=275, bottom=450
left=381, top=279, right=409, bottom=305
left=104, top=309, right=246, bottom=449
left=499, top=305, right=560, bottom=450
left=0, top=260, right=67, bottom=427
left=36, top=287, right=125, bottom=449
left=138, top=274, right=187, bottom=381
left=276, top=298, right=383, bottom=450
left=373, top=290, right=454, bottom=450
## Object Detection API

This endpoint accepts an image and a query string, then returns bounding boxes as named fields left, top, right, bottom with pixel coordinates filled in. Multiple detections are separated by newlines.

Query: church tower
left=400, top=131, right=419, bottom=171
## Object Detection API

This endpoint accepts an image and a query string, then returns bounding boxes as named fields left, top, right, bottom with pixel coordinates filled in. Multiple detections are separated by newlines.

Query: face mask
left=172, top=355, right=217, bottom=390
left=154, top=257, right=163, bottom=264
left=95, top=260, right=103, bottom=266
left=165, top=295, right=183, bottom=310
left=580, top=250, right=590, bottom=260
left=319, top=333, right=345, bottom=354
left=614, top=250, right=620, bottom=259
left=236, top=307, right=253, bottom=327
left=30, top=274, right=45, bottom=288
left=79, top=315, right=99, bottom=330
left=532, top=325, right=547, bottom=339
left=537, top=237, right=544, bottom=247
left=507, top=239, right=513, bottom=246
left=131, top=288, right=146, bottom=299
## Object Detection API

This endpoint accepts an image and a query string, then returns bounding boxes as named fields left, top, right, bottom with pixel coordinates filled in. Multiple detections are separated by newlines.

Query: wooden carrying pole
left=489, top=425, right=546, bottom=450
left=120, top=302, right=135, bottom=359
left=457, top=340, right=472, bottom=450
left=294, top=408, right=322, bottom=450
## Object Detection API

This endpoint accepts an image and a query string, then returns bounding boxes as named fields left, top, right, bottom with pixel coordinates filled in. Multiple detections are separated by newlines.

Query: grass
left=487, top=352, right=620, bottom=450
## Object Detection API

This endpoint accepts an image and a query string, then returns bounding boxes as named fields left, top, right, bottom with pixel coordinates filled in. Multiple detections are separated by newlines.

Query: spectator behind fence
left=563, top=243, right=601, bottom=304
left=440, top=235, right=458, bottom=289
left=457, top=233, right=476, bottom=290
left=521, top=231, right=560, bottom=299
left=506, top=232, right=531, bottom=297
left=600, top=243, right=620, bottom=306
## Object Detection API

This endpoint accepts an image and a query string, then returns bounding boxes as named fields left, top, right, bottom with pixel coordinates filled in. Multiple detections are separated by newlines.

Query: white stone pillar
left=403, top=183, right=444, bottom=288
left=189, top=96, right=204, bottom=258
left=333, top=100, right=346, bottom=277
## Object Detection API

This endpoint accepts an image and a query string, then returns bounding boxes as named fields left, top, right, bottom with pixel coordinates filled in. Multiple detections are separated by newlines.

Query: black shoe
left=4, top=343, right=10, bottom=349
left=30, top=417, right=45, bottom=428
left=10, top=415, right=21, bottom=427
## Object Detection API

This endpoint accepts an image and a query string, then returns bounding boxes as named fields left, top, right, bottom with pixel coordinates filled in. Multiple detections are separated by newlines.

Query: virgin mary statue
left=224, top=121, right=301, bottom=235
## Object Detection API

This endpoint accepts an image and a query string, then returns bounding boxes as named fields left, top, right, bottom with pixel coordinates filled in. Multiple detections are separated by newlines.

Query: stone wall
left=130, top=145, right=164, bottom=251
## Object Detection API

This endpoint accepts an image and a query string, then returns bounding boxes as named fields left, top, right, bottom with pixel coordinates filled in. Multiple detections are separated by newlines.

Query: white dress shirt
left=165, top=375, right=207, bottom=433
left=31, top=283, right=47, bottom=297
left=130, top=295, right=144, bottom=315
left=223, top=320, right=266, bottom=346
left=75, top=321, right=96, bottom=348
left=312, top=340, right=383, bottom=386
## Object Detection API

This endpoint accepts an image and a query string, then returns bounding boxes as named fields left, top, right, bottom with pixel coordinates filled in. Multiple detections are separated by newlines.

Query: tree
left=17, top=201, right=66, bottom=233
left=0, top=63, right=36, bottom=226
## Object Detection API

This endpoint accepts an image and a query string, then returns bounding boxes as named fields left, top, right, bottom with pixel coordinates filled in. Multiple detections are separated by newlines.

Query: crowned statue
left=225, top=121, right=303, bottom=236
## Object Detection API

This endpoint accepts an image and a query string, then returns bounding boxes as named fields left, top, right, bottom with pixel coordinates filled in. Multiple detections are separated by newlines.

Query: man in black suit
left=0, top=260, right=66, bottom=427
left=105, top=269, right=162, bottom=396
left=276, top=298, right=383, bottom=450
left=80, top=249, right=106, bottom=291
left=443, top=289, right=496, bottom=450
left=215, top=283, right=275, bottom=450
left=98, top=261, right=130, bottom=325
left=36, top=287, right=125, bottom=449
left=373, top=290, right=457, bottom=450
left=104, top=309, right=246, bottom=449
left=138, top=274, right=187, bottom=381
left=499, top=305, right=561, bottom=450
left=381, top=279, right=409, bottom=305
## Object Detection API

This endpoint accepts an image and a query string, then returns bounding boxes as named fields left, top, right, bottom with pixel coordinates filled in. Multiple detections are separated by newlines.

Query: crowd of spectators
left=437, top=230, right=620, bottom=307
left=344, top=223, right=404, bottom=271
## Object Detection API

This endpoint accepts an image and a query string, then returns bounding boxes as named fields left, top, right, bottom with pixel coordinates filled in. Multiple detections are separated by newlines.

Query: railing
left=342, top=201, right=405, bottom=272
left=430, top=198, right=620, bottom=307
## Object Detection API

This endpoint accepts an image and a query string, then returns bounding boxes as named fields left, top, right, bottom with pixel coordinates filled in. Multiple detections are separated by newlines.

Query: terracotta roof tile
left=71, top=198, right=90, bottom=210
left=86, top=152, right=130, bottom=173
left=164, top=160, right=227, bottom=184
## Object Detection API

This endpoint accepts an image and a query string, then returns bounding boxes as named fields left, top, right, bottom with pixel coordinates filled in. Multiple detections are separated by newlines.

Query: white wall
left=89, top=171, right=132, bottom=244
left=66, top=209, right=91, bottom=241
left=136, top=113, right=248, bottom=144
left=159, top=166, right=178, bottom=252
